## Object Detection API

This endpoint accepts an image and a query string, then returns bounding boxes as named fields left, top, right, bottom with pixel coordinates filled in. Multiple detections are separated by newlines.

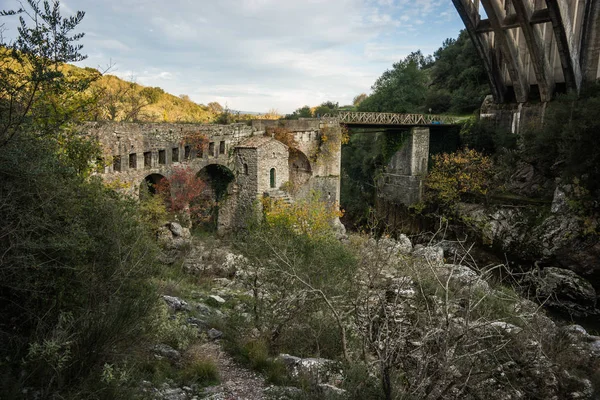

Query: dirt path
left=200, top=342, right=268, bottom=400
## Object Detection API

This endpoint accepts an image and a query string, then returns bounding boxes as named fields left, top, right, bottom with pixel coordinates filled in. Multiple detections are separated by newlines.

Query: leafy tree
left=353, top=93, right=367, bottom=107
left=0, top=2, right=160, bottom=397
left=358, top=51, right=431, bottom=113
left=428, top=31, right=489, bottom=114
left=235, top=195, right=356, bottom=361
left=156, top=166, right=211, bottom=224
left=0, top=0, right=100, bottom=146
left=207, top=101, right=223, bottom=114
left=285, top=105, right=312, bottom=119
left=140, top=86, right=164, bottom=104
left=95, top=75, right=150, bottom=121
left=522, top=84, right=600, bottom=199
left=313, top=100, right=338, bottom=117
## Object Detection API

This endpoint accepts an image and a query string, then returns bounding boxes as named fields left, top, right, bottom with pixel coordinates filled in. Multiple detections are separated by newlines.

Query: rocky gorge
left=148, top=221, right=600, bottom=399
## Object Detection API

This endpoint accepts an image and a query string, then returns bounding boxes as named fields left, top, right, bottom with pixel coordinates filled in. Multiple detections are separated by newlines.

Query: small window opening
left=209, top=142, right=215, bottom=157
left=270, top=168, right=276, bottom=188
left=144, top=152, right=152, bottom=168
left=243, top=163, right=248, bottom=175
left=219, top=141, right=225, bottom=154
left=159, top=150, right=166, bottom=165
left=113, top=155, right=121, bottom=172
left=129, top=153, right=137, bottom=169
left=172, top=147, right=179, bottom=163
left=184, top=145, right=191, bottom=160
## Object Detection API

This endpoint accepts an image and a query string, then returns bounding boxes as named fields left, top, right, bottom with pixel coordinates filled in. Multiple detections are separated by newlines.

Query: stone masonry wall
left=379, top=127, right=430, bottom=206
left=83, top=119, right=342, bottom=231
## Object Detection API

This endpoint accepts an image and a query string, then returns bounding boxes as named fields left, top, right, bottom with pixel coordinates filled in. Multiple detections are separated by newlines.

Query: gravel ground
left=199, top=342, right=268, bottom=400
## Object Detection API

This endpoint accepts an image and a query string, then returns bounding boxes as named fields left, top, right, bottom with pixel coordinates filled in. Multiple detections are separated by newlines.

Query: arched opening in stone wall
left=288, top=149, right=312, bottom=194
left=270, top=168, right=276, bottom=188
left=197, top=164, right=235, bottom=231
left=140, top=173, right=168, bottom=200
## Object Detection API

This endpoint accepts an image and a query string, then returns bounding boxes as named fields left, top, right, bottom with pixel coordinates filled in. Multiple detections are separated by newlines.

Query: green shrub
left=153, top=304, right=198, bottom=350
left=425, top=147, right=494, bottom=208
left=179, top=359, right=220, bottom=387
left=0, top=135, right=160, bottom=397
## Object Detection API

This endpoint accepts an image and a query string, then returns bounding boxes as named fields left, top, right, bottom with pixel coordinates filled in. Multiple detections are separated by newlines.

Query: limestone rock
left=207, top=295, right=226, bottom=307
left=162, top=295, right=190, bottom=312
left=413, top=245, right=444, bottom=265
left=317, top=383, right=347, bottom=398
left=331, top=217, right=348, bottom=241
left=183, top=241, right=247, bottom=277
left=277, top=354, right=342, bottom=385
left=437, top=264, right=490, bottom=292
left=207, top=328, right=223, bottom=340
left=525, top=267, right=598, bottom=317
left=396, top=234, right=413, bottom=254
left=551, top=185, right=570, bottom=213
left=168, top=222, right=184, bottom=237
left=153, top=344, right=181, bottom=362
left=489, top=321, right=522, bottom=334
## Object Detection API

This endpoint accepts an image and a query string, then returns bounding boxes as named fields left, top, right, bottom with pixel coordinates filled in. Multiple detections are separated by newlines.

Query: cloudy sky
left=3, top=0, right=465, bottom=113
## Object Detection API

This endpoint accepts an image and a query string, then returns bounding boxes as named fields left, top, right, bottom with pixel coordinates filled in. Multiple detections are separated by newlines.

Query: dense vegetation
left=0, top=2, right=165, bottom=397
left=358, top=31, right=489, bottom=115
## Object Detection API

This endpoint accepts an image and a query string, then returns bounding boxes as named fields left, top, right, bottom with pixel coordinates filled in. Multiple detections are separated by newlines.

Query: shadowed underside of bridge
left=452, top=0, right=600, bottom=103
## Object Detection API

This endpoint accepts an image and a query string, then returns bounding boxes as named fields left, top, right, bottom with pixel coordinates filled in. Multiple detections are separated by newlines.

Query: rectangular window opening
left=184, top=145, right=191, bottom=160
left=219, top=140, right=225, bottom=154
left=129, top=153, right=137, bottom=169
left=144, top=152, right=152, bottom=168
left=158, top=149, right=166, bottom=165
left=113, top=155, right=121, bottom=172
left=209, top=142, right=215, bottom=157
left=172, top=147, right=179, bottom=163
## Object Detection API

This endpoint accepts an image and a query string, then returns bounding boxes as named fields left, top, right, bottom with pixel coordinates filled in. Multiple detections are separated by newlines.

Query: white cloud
left=6, top=0, right=465, bottom=113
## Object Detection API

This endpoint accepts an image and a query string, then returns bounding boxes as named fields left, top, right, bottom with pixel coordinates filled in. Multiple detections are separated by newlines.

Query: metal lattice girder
left=320, top=112, right=459, bottom=126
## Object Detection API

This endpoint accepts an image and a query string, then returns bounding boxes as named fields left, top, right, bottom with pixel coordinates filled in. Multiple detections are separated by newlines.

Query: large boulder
left=525, top=267, right=598, bottom=317
left=413, top=245, right=444, bottom=266
left=162, top=295, right=191, bottom=312
left=436, top=264, right=490, bottom=292
left=276, top=354, right=342, bottom=386
left=183, top=240, right=247, bottom=277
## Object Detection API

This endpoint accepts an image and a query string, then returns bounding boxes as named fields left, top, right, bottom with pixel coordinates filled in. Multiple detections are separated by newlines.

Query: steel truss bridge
left=320, top=112, right=460, bottom=126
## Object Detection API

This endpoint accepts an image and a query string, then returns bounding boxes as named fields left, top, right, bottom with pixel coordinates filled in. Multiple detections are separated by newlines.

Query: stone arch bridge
left=86, top=119, right=341, bottom=232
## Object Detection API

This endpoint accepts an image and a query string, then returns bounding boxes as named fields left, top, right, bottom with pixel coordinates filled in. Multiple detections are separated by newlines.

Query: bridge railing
left=320, top=111, right=459, bottom=126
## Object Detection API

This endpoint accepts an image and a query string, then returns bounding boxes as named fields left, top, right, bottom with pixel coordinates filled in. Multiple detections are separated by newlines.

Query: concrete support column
left=580, top=0, right=600, bottom=83
left=513, top=0, right=556, bottom=101
left=481, top=0, right=531, bottom=102
left=546, top=0, right=584, bottom=93
left=378, top=127, right=430, bottom=206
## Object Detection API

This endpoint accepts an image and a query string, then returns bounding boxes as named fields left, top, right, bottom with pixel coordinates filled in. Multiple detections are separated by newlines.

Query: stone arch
left=288, top=149, right=312, bottom=193
left=197, top=164, right=235, bottom=202
left=197, top=164, right=236, bottom=231
left=140, top=173, right=168, bottom=199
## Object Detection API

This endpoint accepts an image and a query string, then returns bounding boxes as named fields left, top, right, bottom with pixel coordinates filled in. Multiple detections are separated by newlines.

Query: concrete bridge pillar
left=378, top=127, right=430, bottom=206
